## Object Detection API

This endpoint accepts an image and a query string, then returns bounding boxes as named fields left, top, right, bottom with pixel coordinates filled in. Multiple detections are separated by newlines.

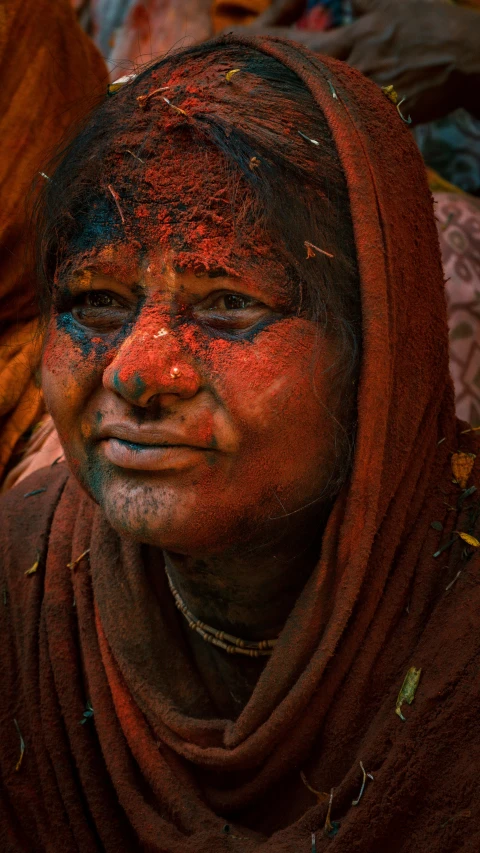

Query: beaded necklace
left=165, top=570, right=277, bottom=658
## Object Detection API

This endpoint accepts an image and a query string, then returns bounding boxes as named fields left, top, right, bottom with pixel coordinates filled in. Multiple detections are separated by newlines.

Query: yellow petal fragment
left=24, top=560, right=39, bottom=576
left=457, top=532, right=480, bottom=548
left=226, top=69, right=241, bottom=82
left=451, top=451, right=476, bottom=489
left=108, top=73, right=137, bottom=95
left=381, top=84, right=399, bottom=105
left=395, top=666, right=422, bottom=721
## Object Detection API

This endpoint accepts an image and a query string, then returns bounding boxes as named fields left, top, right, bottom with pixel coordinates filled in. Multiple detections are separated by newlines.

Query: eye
left=194, top=290, right=271, bottom=333
left=213, top=293, right=254, bottom=311
left=86, top=292, right=115, bottom=308
left=70, top=290, right=131, bottom=332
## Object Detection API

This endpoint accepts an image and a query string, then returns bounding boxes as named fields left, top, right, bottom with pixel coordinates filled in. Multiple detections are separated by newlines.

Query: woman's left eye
left=212, top=293, right=255, bottom=311
left=193, top=291, right=270, bottom=333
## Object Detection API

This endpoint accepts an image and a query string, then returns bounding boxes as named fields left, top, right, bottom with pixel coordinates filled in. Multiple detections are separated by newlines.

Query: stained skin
left=43, top=245, right=344, bottom=549
left=42, top=240, right=350, bottom=710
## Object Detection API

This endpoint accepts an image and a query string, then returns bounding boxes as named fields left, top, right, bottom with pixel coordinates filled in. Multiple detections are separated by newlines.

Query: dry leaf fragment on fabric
left=456, top=532, right=480, bottom=548
left=300, top=771, right=330, bottom=803
left=395, top=666, right=422, bottom=721
left=80, top=701, right=94, bottom=725
left=381, top=84, right=399, bottom=105
left=107, top=73, right=137, bottom=95
left=13, top=719, right=25, bottom=771
left=380, top=84, right=411, bottom=124
left=67, top=548, right=91, bottom=570
left=24, top=559, right=39, bottom=576
left=451, top=452, right=476, bottom=489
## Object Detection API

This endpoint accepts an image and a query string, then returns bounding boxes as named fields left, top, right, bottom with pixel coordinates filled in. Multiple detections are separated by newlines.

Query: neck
left=157, top=517, right=326, bottom=643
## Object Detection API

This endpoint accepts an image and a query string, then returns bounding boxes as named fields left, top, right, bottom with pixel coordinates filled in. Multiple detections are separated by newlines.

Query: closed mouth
left=113, top=438, right=197, bottom=450
left=100, top=436, right=213, bottom=472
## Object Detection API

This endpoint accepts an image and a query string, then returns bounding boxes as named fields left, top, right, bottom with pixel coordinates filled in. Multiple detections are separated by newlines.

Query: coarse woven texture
left=1, top=35, right=480, bottom=853
left=0, top=0, right=107, bottom=481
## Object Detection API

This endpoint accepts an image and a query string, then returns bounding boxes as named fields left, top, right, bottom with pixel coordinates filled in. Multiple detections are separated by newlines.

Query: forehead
left=59, top=132, right=264, bottom=272
left=56, top=125, right=295, bottom=299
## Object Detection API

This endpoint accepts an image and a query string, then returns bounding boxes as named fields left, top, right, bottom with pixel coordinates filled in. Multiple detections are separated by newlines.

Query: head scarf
left=1, top=36, right=480, bottom=853
left=0, top=0, right=106, bottom=481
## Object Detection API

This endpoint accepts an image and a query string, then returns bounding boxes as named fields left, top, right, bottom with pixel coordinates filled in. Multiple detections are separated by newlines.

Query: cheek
left=208, top=320, right=335, bottom=442
left=41, top=318, right=113, bottom=430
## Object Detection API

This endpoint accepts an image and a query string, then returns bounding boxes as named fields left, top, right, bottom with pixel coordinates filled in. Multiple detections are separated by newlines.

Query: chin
left=84, top=474, right=222, bottom=554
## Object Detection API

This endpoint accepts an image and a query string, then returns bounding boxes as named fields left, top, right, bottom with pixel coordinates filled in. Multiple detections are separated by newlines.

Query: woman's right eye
left=70, top=291, right=131, bottom=332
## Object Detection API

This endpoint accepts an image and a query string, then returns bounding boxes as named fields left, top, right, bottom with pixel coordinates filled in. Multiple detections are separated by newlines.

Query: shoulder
left=0, top=462, right=70, bottom=531
left=0, top=463, right=70, bottom=593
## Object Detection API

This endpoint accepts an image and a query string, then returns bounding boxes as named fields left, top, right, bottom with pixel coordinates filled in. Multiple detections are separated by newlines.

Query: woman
left=1, top=35, right=479, bottom=852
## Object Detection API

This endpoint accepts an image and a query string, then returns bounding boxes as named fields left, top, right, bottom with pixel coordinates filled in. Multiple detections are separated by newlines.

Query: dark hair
left=34, top=39, right=361, bottom=481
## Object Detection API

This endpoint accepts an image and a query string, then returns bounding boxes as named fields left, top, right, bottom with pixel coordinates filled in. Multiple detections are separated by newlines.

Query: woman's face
left=42, top=240, right=349, bottom=556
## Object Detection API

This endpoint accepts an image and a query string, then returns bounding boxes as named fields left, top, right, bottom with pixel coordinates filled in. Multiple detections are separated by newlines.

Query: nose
left=103, top=326, right=202, bottom=407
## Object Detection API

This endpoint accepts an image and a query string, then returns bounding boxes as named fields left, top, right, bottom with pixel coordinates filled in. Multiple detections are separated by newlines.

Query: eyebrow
left=60, top=262, right=142, bottom=288
left=68, top=259, right=235, bottom=280
left=203, top=267, right=231, bottom=279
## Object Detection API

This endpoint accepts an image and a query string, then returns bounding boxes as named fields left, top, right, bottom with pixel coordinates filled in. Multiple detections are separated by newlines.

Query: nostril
left=109, top=369, right=148, bottom=403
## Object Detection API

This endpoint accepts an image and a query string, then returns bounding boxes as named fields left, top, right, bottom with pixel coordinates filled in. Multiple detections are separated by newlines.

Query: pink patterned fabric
left=436, top=192, right=480, bottom=425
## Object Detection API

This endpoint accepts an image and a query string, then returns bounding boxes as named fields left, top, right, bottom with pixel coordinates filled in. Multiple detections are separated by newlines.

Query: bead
left=165, top=568, right=277, bottom=657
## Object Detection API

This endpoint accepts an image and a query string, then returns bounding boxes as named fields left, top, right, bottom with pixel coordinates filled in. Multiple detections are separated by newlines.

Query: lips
left=102, top=438, right=209, bottom=471
left=97, top=422, right=211, bottom=449
left=96, top=422, right=216, bottom=471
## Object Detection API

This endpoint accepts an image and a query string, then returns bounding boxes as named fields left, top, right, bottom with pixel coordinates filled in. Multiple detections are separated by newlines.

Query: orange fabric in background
left=0, top=320, right=43, bottom=482
left=212, top=0, right=269, bottom=31
left=0, top=0, right=107, bottom=482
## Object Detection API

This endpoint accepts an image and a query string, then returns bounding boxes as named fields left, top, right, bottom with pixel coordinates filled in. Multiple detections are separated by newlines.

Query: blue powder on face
left=111, top=370, right=147, bottom=401
left=66, top=196, right=122, bottom=258
left=56, top=311, right=100, bottom=358
left=55, top=309, right=132, bottom=359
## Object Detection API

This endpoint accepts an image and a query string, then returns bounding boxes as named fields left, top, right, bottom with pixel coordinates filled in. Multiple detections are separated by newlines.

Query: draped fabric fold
left=1, top=36, right=480, bottom=852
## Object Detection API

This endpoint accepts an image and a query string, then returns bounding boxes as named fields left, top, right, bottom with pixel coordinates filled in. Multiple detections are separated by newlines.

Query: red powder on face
left=41, top=49, right=359, bottom=563
left=125, top=133, right=279, bottom=281
left=57, top=52, right=338, bottom=298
